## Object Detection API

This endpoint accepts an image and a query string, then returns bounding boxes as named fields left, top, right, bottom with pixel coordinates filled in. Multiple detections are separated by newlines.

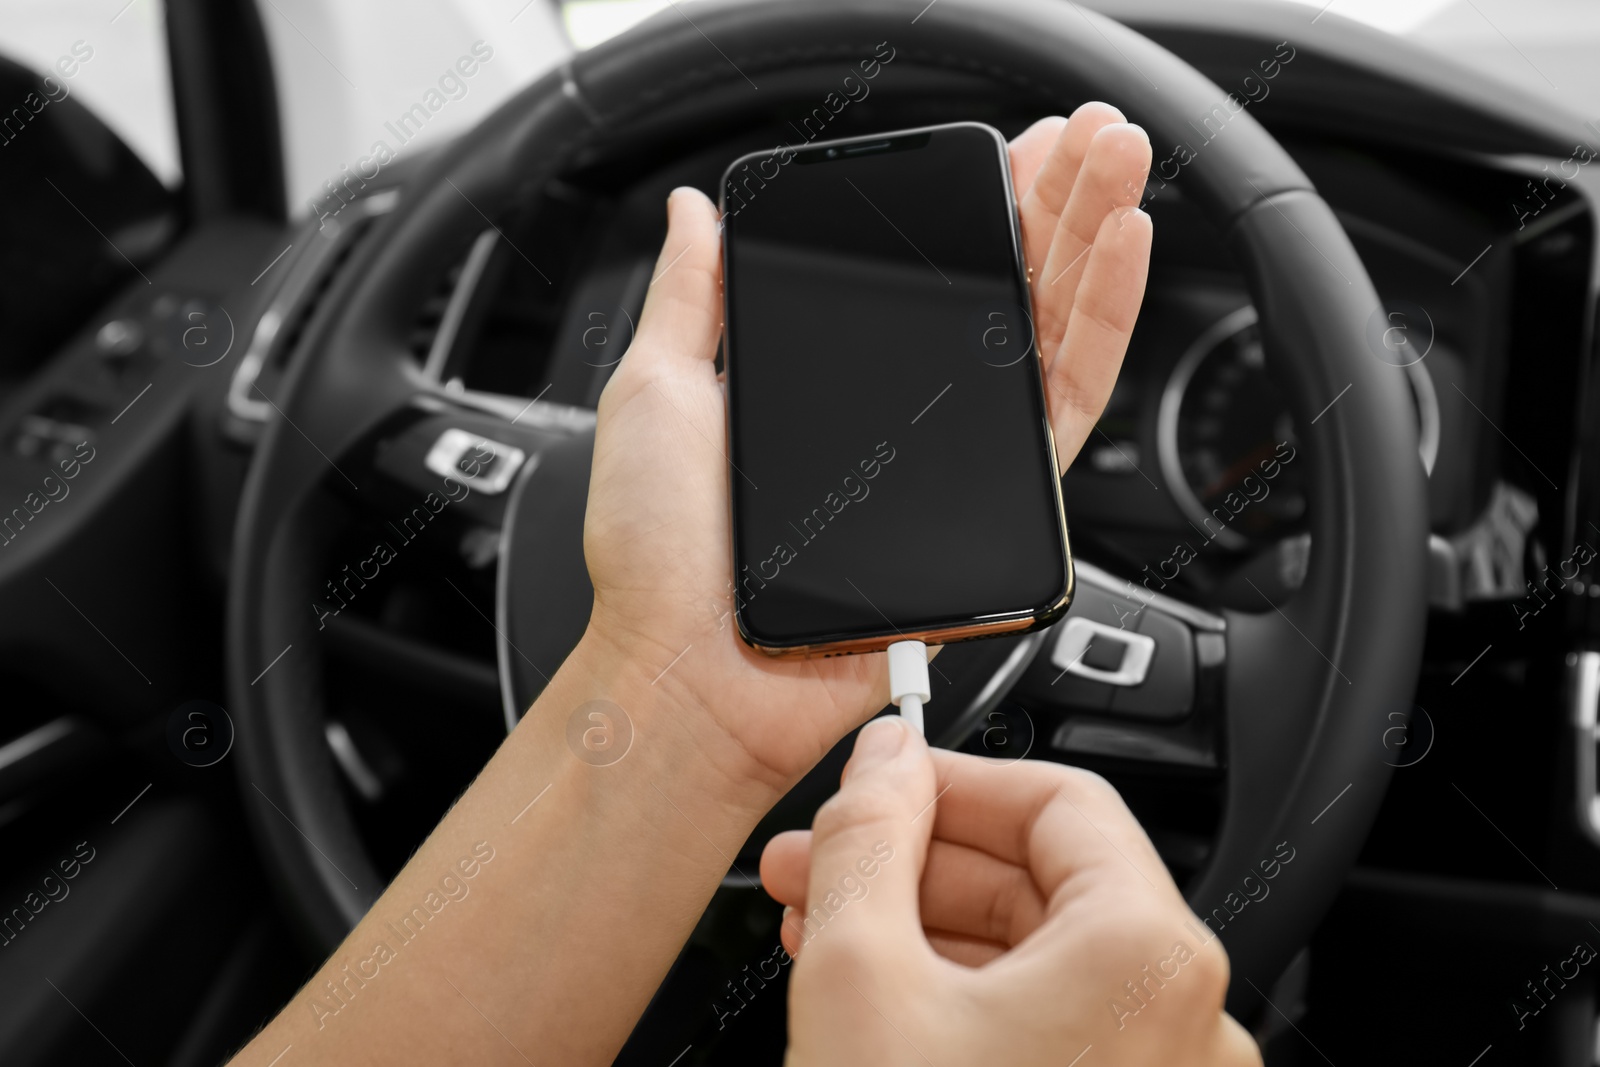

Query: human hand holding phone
left=761, top=718, right=1262, bottom=1066
left=581, top=106, right=1152, bottom=806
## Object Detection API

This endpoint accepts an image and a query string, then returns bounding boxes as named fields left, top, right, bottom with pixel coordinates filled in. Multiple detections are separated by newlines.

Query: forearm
left=230, top=628, right=776, bottom=1066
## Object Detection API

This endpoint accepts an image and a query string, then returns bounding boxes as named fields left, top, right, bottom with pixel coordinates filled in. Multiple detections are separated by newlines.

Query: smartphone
left=720, top=121, right=1072, bottom=656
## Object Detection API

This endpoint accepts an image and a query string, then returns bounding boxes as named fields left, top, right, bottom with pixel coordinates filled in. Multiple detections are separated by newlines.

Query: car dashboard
left=0, top=2, right=1598, bottom=1063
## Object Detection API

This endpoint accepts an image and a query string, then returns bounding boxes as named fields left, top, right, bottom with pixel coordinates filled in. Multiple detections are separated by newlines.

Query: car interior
left=1, top=0, right=1597, bottom=1063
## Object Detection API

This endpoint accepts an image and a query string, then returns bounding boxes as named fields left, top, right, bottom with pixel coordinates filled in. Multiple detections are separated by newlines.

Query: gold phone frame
left=718, top=121, right=1075, bottom=658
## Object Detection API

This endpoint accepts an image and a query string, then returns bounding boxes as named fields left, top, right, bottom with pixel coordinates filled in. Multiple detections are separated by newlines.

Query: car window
left=0, top=0, right=180, bottom=186
left=257, top=0, right=571, bottom=220
left=559, top=0, right=671, bottom=48
left=0, top=0, right=180, bottom=384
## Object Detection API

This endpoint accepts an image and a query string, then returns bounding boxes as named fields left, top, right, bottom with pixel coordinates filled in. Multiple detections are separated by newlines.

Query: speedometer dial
left=1156, top=305, right=1439, bottom=552
left=1157, top=307, right=1307, bottom=550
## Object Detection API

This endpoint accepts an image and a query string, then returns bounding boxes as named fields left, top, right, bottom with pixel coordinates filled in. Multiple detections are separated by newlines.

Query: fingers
left=626, top=186, right=724, bottom=371
left=917, top=836, right=1047, bottom=947
left=1214, top=1012, right=1266, bottom=1066
left=1045, top=203, right=1152, bottom=469
left=1035, top=121, right=1151, bottom=369
left=925, top=929, right=1007, bottom=968
left=1017, top=102, right=1127, bottom=273
left=797, top=717, right=936, bottom=955
left=1006, top=115, right=1069, bottom=207
left=781, top=909, right=1010, bottom=969
left=765, top=832, right=1047, bottom=949
left=923, top=750, right=1178, bottom=905
left=778, top=906, right=805, bottom=959
left=759, top=829, right=810, bottom=908
left=768, top=749, right=1176, bottom=933
left=1010, top=113, right=1152, bottom=474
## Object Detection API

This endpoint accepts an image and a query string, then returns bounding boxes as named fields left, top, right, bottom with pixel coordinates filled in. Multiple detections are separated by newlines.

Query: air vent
left=276, top=219, right=374, bottom=358
left=412, top=229, right=499, bottom=382
left=407, top=266, right=461, bottom=367
left=224, top=190, right=399, bottom=442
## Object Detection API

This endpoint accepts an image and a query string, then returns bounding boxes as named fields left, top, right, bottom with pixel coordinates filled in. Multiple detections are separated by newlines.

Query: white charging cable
left=887, top=639, right=932, bottom=735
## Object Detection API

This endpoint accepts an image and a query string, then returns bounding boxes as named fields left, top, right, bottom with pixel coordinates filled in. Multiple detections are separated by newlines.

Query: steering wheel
left=228, top=0, right=1427, bottom=1019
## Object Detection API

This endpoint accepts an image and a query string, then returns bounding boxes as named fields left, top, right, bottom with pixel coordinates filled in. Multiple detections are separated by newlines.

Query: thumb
left=628, top=186, right=723, bottom=368
left=793, top=717, right=937, bottom=956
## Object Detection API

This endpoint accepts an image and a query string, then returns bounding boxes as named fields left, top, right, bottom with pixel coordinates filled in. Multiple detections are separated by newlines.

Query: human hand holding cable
left=761, top=718, right=1261, bottom=1065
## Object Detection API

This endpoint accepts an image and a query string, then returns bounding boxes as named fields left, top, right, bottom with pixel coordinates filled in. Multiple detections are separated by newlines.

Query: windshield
left=257, top=0, right=1594, bottom=222
left=1276, top=0, right=1594, bottom=114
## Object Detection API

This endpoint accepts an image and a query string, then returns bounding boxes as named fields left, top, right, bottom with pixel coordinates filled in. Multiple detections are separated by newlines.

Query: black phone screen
left=722, top=122, right=1069, bottom=649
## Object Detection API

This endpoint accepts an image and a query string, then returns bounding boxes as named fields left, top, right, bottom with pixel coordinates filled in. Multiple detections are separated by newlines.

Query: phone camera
left=825, top=148, right=838, bottom=158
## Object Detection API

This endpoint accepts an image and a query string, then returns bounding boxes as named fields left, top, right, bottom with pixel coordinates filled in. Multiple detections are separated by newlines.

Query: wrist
left=537, top=621, right=785, bottom=827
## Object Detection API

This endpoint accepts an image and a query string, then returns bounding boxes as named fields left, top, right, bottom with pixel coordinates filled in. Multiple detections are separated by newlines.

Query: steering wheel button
left=424, top=427, right=526, bottom=495
left=1051, top=618, right=1155, bottom=688
left=1080, top=636, right=1128, bottom=673
left=1110, top=609, right=1197, bottom=721
left=95, top=317, right=144, bottom=357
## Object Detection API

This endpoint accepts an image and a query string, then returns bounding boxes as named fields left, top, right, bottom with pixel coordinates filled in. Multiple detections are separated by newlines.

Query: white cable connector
left=887, top=639, right=931, bottom=736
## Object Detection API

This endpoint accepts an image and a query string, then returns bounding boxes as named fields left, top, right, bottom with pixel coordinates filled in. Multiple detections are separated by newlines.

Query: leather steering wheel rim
left=228, top=0, right=1428, bottom=1013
